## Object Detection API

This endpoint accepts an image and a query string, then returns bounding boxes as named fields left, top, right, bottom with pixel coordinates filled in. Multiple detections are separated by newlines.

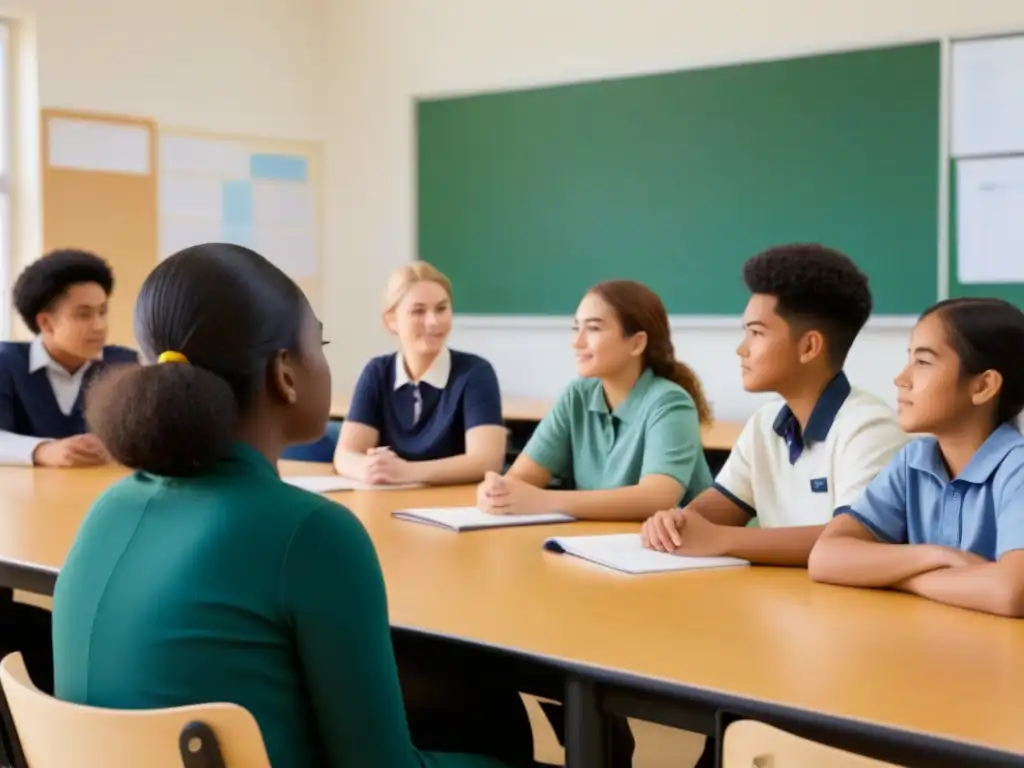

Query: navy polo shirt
left=0, top=340, right=138, bottom=440
left=346, top=349, right=503, bottom=462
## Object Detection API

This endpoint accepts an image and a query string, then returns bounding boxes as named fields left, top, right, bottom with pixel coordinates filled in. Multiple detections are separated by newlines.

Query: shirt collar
left=394, top=348, right=451, bottom=390
left=772, top=371, right=852, bottom=444
left=908, top=423, right=1024, bottom=484
left=29, top=336, right=98, bottom=377
left=587, top=367, right=655, bottom=422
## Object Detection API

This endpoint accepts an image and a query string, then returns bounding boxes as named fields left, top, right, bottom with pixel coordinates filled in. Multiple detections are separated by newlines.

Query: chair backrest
left=723, top=720, right=901, bottom=767
left=0, top=653, right=271, bottom=768
left=281, top=419, right=341, bottom=462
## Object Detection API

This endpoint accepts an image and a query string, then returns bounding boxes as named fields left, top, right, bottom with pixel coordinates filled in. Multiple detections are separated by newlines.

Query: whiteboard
left=952, top=35, right=1024, bottom=156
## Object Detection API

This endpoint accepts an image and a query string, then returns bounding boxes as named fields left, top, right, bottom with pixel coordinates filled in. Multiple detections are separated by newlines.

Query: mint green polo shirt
left=523, top=368, right=712, bottom=504
left=52, top=444, right=507, bottom=768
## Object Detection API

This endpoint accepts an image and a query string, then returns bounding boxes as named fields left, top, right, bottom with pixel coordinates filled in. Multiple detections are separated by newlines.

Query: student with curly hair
left=643, top=244, right=907, bottom=564
left=0, top=249, right=137, bottom=466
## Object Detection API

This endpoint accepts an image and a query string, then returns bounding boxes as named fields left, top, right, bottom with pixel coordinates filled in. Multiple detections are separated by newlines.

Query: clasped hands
left=476, top=472, right=554, bottom=515
left=362, top=446, right=416, bottom=485
left=641, top=506, right=730, bottom=557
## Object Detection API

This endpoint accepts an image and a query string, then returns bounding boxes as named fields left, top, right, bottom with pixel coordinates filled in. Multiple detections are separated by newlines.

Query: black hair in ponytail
left=86, top=243, right=307, bottom=477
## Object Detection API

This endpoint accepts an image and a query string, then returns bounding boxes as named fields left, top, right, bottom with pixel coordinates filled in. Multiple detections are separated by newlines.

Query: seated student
left=0, top=249, right=136, bottom=467
left=479, top=278, right=713, bottom=520
left=334, top=261, right=506, bottom=485
left=642, top=245, right=907, bottom=768
left=642, top=244, right=907, bottom=565
left=809, top=298, right=1024, bottom=618
left=53, top=244, right=533, bottom=768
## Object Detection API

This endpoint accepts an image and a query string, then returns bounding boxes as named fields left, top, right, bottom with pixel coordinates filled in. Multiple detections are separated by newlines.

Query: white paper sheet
left=392, top=506, right=573, bottom=531
left=48, top=118, right=150, bottom=174
left=952, top=36, right=1024, bottom=156
left=160, top=135, right=251, bottom=177
left=284, top=476, right=424, bottom=493
left=956, top=156, right=1024, bottom=284
left=253, top=227, right=318, bottom=278
left=253, top=180, right=316, bottom=229
left=160, top=174, right=223, bottom=219
left=158, top=217, right=222, bottom=260
left=543, top=533, right=748, bottom=575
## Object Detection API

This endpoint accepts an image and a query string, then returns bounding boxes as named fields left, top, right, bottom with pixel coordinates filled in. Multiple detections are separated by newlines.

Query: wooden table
left=0, top=464, right=1021, bottom=766
left=330, top=394, right=743, bottom=452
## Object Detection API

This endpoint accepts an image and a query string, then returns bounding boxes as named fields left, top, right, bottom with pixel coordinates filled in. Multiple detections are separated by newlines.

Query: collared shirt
left=347, top=348, right=502, bottom=461
left=0, top=339, right=137, bottom=466
left=714, top=372, right=908, bottom=527
left=522, top=367, right=713, bottom=504
left=394, top=348, right=451, bottom=425
left=53, top=443, right=504, bottom=768
left=838, top=423, right=1024, bottom=560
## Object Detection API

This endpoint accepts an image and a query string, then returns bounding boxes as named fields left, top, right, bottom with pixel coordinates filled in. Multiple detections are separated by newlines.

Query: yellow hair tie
left=157, top=350, right=189, bottom=364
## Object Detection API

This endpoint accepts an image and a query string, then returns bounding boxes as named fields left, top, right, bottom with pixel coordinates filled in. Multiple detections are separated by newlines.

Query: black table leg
left=564, top=677, right=608, bottom=768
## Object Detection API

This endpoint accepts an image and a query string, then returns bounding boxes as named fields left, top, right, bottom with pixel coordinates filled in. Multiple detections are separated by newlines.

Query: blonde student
left=810, top=298, right=1024, bottom=618
left=334, top=261, right=506, bottom=485
left=642, top=244, right=907, bottom=567
left=477, top=279, right=714, bottom=521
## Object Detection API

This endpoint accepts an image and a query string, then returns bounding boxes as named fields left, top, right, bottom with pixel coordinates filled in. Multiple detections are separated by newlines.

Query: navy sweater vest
left=0, top=342, right=138, bottom=439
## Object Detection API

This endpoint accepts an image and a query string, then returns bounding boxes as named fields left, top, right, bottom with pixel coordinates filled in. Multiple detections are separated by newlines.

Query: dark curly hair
left=743, top=243, right=872, bottom=368
left=13, top=249, right=114, bottom=334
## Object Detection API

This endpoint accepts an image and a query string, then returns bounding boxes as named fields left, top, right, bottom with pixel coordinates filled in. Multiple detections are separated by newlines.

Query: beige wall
left=322, top=0, right=1024, bottom=419
left=1, top=0, right=324, bottom=334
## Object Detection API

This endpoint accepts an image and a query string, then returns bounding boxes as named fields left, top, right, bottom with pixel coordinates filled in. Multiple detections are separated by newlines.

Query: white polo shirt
left=714, top=372, right=907, bottom=528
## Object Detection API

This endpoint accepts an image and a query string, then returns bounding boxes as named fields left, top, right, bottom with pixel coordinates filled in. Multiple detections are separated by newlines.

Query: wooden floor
left=524, top=695, right=706, bottom=767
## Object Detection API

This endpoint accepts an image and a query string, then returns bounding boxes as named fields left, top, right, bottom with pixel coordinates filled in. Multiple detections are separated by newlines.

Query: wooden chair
left=723, top=720, right=902, bottom=767
left=0, top=653, right=271, bottom=767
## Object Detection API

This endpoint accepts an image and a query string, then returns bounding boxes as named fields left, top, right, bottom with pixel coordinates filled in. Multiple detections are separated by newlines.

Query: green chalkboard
left=948, top=161, right=1024, bottom=309
left=417, top=42, right=941, bottom=316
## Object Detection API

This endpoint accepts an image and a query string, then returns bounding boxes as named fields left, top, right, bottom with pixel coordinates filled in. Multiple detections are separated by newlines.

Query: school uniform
left=838, top=423, right=1024, bottom=558
left=53, top=443, right=523, bottom=768
left=347, top=348, right=503, bottom=459
left=714, top=372, right=908, bottom=526
left=0, top=337, right=138, bottom=465
left=522, top=366, right=712, bottom=768
left=523, top=367, right=714, bottom=502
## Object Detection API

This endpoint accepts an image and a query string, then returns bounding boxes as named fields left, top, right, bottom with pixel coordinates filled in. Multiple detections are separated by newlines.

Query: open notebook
left=392, top=506, right=574, bottom=532
left=543, top=533, right=749, bottom=575
left=284, top=476, right=424, bottom=493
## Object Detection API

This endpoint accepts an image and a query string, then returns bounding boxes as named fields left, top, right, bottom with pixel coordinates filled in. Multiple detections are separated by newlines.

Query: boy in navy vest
left=0, top=249, right=137, bottom=466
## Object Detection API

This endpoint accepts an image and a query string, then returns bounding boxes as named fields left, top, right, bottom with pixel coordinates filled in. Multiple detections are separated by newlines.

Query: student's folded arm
left=405, top=363, right=507, bottom=485
left=701, top=416, right=758, bottom=526
left=333, top=422, right=380, bottom=479
left=406, top=425, right=507, bottom=485
left=282, top=504, right=506, bottom=768
left=895, top=463, right=1024, bottom=618
left=505, top=452, right=553, bottom=489
left=809, top=447, right=951, bottom=586
left=333, top=363, right=383, bottom=478
left=725, top=411, right=909, bottom=568
left=554, top=475, right=685, bottom=521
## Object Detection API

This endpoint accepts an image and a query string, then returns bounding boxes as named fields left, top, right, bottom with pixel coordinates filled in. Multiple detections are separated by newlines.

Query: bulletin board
left=156, top=126, right=325, bottom=315
left=41, top=108, right=158, bottom=347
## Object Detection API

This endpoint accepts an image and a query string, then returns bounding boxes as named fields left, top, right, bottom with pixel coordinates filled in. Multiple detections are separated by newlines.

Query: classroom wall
left=2, top=0, right=325, bottom=333
left=323, top=0, right=1024, bottom=420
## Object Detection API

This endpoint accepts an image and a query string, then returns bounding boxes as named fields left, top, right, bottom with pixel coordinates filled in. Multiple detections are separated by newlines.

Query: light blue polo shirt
left=837, top=423, right=1024, bottom=560
left=522, top=367, right=713, bottom=504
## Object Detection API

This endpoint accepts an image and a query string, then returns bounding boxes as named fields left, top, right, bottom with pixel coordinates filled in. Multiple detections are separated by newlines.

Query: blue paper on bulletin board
left=222, top=180, right=254, bottom=227
left=250, top=154, right=308, bottom=182
left=221, top=224, right=254, bottom=248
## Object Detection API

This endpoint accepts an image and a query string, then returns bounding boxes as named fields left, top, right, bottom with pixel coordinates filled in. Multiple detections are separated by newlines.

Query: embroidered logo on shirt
left=810, top=477, right=828, bottom=493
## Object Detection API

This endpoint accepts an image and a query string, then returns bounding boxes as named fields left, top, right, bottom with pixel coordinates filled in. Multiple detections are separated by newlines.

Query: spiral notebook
left=284, top=476, right=424, bottom=493
left=543, top=533, right=749, bottom=574
left=392, top=506, right=573, bottom=532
